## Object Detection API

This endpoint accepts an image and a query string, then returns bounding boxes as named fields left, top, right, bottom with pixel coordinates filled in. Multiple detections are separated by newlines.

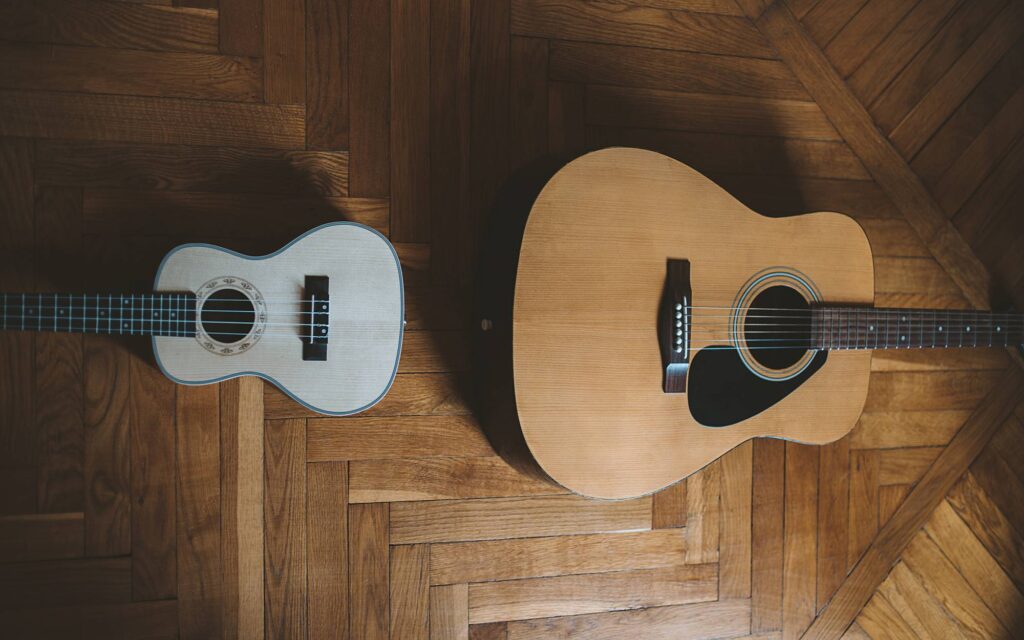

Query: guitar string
left=9, top=296, right=1015, bottom=314
left=0, top=322, right=1011, bottom=350
left=2, top=313, right=1021, bottom=334
left=5, top=297, right=1020, bottom=323
left=3, top=306, right=1020, bottom=331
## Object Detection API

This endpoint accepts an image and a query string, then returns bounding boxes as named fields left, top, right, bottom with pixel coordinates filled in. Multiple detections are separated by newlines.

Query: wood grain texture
left=391, top=544, right=430, bottom=640
left=350, top=502, right=389, bottom=640
left=175, top=384, right=221, bottom=638
left=129, top=357, right=176, bottom=601
left=305, top=0, right=348, bottom=150
left=868, top=0, right=1005, bottom=137
left=509, top=36, right=549, bottom=172
left=846, top=0, right=961, bottom=107
left=902, top=532, right=1010, bottom=639
left=504, top=598, right=751, bottom=640
left=262, top=0, right=304, bottom=104
left=823, top=0, right=916, bottom=79
left=431, top=583, right=469, bottom=640
left=0, top=600, right=178, bottom=639
left=348, top=0, right=389, bottom=197
left=816, top=436, right=849, bottom=612
left=924, top=500, right=1024, bottom=634
left=220, top=0, right=262, bottom=57
left=685, top=459, right=721, bottom=565
left=585, top=85, right=839, bottom=139
left=429, top=0, right=472, bottom=284
left=878, top=561, right=965, bottom=640
left=0, top=513, right=83, bottom=563
left=264, top=418, right=306, bottom=640
left=550, top=40, right=809, bottom=100
left=308, top=415, right=491, bottom=462
left=752, top=438, right=784, bottom=633
left=782, top=442, right=817, bottom=640
left=651, top=480, right=687, bottom=529
left=468, top=563, right=718, bottom=623
left=889, top=1, right=1024, bottom=160
left=0, top=557, right=131, bottom=609
left=390, top=495, right=652, bottom=545
left=947, top=472, right=1024, bottom=590
left=34, top=187, right=84, bottom=514
left=847, top=448, right=878, bottom=571
left=805, top=366, right=1024, bottom=638
left=0, top=90, right=305, bottom=149
left=220, top=377, right=264, bottom=640
left=390, top=0, right=431, bottom=243
left=35, top=141, right=348, bottom=196
left=82, top=334, right=130, bottom=558
left=430, top=528, right=687, bottom=586
left=0, top=138, right=36, bottom=516
left=511, top=0, right=775, bottom=58
left=84, top=190, right=386, bottom=239
left=468, top=0, right=510, bottom=284
left=349, top=456, right=563, bottom=503
left=0, top=0, right=219, bottom=52
left=306, top=462, right=347, bottom=640
left=0, top=42, right=262, bottom=101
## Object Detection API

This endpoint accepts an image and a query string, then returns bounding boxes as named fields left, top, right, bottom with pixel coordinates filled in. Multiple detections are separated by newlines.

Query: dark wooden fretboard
left=0, top=293, right=197, bottom=337
left=811, top=307, right=1023, bottom=350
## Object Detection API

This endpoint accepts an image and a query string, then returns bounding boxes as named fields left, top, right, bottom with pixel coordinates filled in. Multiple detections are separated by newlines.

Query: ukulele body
left=511, top=148, right=873, bottom=499
left=153, top=222, right=404, bottom=416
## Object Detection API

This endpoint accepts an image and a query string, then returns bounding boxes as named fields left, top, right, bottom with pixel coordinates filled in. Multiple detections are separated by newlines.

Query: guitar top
left=508, top=148, right=1023, bottom=499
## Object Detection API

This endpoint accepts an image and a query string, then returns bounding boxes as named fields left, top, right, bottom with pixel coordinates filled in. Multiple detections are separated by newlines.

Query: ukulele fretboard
left=0, top=293, right=198, bottom=337
left=811, top=307, right=1023, bottom=350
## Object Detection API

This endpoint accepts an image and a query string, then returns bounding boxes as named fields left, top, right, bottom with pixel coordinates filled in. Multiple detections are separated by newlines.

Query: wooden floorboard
left=1, top=0, right=1021, bottom=637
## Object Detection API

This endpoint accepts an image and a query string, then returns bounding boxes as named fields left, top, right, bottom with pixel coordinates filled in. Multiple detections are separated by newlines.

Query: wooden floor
left=1, top=0, right=1023, bottom=638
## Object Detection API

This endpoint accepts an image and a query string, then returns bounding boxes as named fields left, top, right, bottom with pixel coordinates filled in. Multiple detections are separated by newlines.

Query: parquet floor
left=0, top=0, right=1022, bottom=638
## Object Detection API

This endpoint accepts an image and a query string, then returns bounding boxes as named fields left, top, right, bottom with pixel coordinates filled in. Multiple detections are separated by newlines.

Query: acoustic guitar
left=0, top=222, right=404, bottom=416
left=508, top=148, right=1022, bottom=499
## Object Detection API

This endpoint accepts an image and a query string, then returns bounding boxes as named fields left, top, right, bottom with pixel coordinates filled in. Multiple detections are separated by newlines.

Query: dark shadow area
left=474, top=154, right=578, bottom=484
left=32, top=155, right=360, bottom=367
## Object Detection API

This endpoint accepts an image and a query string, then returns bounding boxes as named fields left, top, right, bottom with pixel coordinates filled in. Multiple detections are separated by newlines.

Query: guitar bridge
left=302, top=275, right=329, bottom=361
left=660, top=259, right=691, bottom=393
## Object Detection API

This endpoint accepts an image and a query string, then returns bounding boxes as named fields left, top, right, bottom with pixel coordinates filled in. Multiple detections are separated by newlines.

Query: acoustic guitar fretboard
left=811, top=307, right=1023, bottom=350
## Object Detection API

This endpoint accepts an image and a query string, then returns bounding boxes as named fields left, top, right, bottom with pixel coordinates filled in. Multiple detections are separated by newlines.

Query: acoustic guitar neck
left=810, top=307, right=1023, bottom=350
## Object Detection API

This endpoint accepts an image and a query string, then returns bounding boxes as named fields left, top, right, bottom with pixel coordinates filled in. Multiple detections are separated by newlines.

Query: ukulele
left=505, top=148, right=1022, bottom=499
left=0, top=222, right=404, bottom=416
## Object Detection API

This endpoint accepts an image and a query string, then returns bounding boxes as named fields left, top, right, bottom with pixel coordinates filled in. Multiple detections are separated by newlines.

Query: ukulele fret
left=0, top=292, right=198, bottom=337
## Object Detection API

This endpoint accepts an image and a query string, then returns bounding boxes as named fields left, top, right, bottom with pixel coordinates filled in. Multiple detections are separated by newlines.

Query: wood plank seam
left=803, top=365, right=1024, bottom=638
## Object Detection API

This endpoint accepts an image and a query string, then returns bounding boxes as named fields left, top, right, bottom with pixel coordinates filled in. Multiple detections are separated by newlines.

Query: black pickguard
left=687, top=346, right=826, bottom=427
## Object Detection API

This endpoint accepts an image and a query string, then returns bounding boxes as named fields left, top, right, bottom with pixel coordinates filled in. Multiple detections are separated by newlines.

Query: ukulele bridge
left=661, top=259, right=691, bottom=393
left=303, top=275, right=330, bottom=361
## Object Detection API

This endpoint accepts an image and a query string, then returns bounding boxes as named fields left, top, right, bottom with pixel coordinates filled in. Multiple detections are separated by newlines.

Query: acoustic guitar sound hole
left=201, top=289, right=254, bottom=344
left=745, top=285, right=810, bottom=371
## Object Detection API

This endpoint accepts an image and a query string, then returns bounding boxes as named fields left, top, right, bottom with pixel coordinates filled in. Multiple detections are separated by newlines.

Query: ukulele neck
left=0, top=293, right=197, bottom=337
left=811, top=307, right=1023, bottom=350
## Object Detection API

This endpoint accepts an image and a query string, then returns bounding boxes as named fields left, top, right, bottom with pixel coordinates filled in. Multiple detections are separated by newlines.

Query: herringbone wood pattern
left=0, top=0, right=1022, bottom=638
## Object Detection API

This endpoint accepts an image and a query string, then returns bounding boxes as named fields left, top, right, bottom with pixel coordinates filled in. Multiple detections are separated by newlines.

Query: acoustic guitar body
left=512, top=148, right=874, bottom=499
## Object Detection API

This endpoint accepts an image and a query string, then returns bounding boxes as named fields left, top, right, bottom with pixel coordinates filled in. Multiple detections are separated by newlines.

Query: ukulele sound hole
left=200, top=289, right=254, bottom=344
left=745, top=285, right=811, bottom=371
